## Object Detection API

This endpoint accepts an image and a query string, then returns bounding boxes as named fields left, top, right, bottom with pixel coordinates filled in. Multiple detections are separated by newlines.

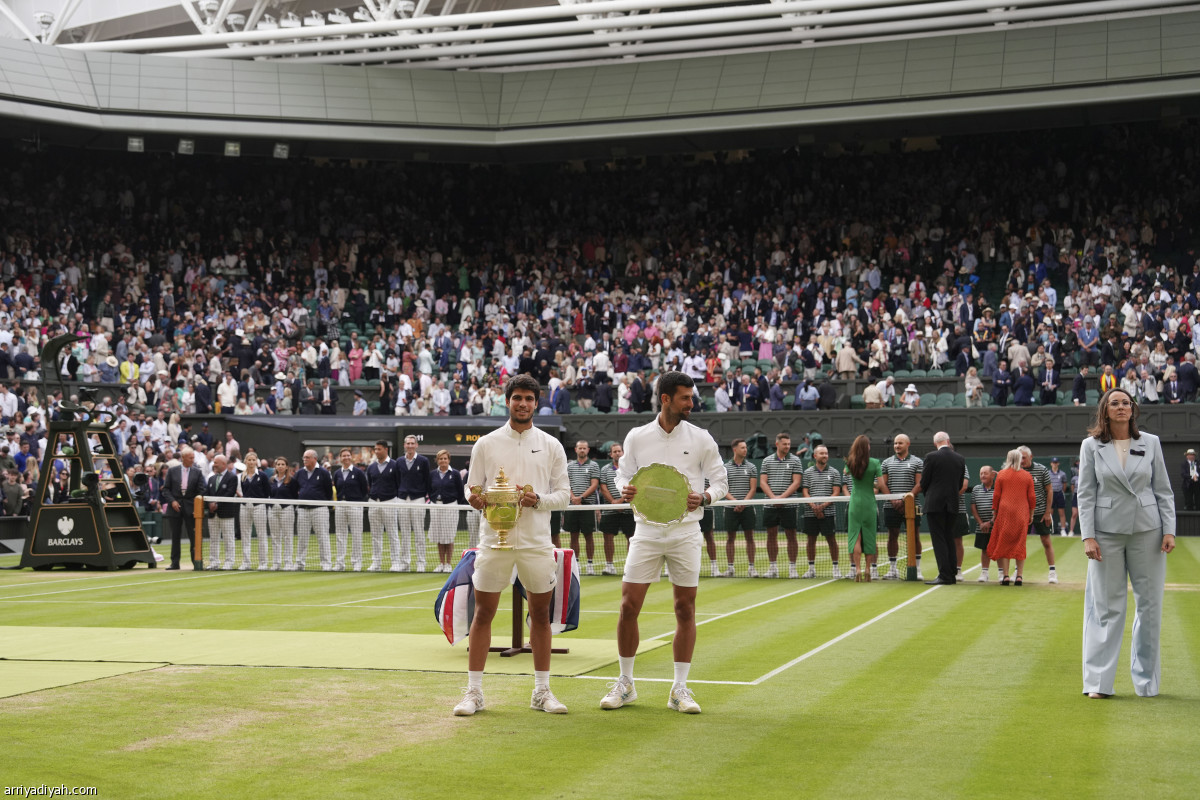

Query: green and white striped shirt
left=801, top=465, right=843, bottom=517
left=761, top=452, right=804, bottom=497
left=1026, top=461, right=1052, bottom=516
left=568, top=459, right=600, bottom=505
left=881, top=454, right=924, bottom=494
left=724, top=459, right=758, bottom=501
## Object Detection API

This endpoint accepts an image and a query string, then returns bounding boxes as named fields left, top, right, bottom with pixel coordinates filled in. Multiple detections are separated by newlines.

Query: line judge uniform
left=1077, top=430, right=1175, bottom=697
left=466, top=422, right=570, bottom=594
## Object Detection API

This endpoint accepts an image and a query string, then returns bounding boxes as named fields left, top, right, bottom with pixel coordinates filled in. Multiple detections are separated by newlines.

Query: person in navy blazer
left=1039, top=360, right=1060, bottom=406
left=1077, top=388, right=1177, bottom=698
left=1012, top=367, right=1036, bottom=406
left=1175, top=353, right=1199, bottom=401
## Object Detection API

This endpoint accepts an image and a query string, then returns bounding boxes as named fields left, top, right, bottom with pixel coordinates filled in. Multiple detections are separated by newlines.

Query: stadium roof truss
left=7, top=0, right=1200, bottom=71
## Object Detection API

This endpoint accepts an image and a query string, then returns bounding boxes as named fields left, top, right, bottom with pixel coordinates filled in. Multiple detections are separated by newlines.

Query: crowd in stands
left=2, top=120, right=1200, bottom=483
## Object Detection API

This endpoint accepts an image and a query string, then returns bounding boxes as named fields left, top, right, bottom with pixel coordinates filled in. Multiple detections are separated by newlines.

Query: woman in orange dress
left=987, top=448, right=1036, bottom=585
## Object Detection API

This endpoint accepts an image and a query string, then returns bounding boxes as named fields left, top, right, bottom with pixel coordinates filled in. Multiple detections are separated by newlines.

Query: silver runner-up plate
left=629, top=463, right=691, bottom=526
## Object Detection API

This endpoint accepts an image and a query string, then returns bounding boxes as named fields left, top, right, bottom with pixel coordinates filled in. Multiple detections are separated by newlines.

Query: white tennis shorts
left=472, top=547, right=558, bottom=595
left=623, top=526, right=702, bottom=587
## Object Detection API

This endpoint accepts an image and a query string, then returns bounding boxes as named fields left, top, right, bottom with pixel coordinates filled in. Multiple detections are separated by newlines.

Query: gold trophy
left=469, top=467, right=534, bottom=550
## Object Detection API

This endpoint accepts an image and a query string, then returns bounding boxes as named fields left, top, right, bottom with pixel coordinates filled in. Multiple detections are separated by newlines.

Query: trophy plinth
left=470, top=467, right=533, bottom=550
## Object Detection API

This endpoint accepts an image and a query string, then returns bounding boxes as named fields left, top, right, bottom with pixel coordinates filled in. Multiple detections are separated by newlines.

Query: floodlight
left=177, top=139, right=195, bottom=155
left=127, top=137, right=144, bottom=153
left=224, top=141, right=241, bottom=157
left=273, top=143, right=289, bottom=160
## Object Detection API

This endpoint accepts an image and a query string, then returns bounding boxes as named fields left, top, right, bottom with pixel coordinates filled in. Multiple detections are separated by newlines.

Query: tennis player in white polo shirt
left=601, top=371, right=728, bottom=714
left=453, top=375, right=571, bottom=717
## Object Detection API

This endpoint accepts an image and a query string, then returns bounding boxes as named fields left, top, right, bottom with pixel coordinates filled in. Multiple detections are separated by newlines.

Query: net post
left=193, top=496, right=205, bottom=571
left=904, top=493, right=918, bottom=581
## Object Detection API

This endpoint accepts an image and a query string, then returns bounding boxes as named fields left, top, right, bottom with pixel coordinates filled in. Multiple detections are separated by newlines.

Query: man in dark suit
left=991, top=360, right=1011, bottom=407
left=1164, top=370, right=1185, bottom=404
left=319, top=378, right=338, bottom=415
left=1013, top=367, right=1035, bottom=406
left=916, top=433, right=968, bottom=585
left=161, top=446, right=204, bottom=569
left=1176, top=353, right=1199, bottom=402
left=1072, top=365, right=1090, bottom=406
left=629, top=372, right=646, bottom=414
left=594, top=379, right=613, bottom=413
left=1182, top=449, right=1200, bottom=510
left=193, top=379, right=213, bottom=415
left=1039, top=359, right=1060, bottom=406
left=551, top=382, right=571, bottom=415
left=206, top=454, right=239, bottom=569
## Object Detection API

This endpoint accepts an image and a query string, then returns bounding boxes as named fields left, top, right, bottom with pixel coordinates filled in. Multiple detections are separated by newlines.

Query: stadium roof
left=4, top=0, right=1200, bottom=71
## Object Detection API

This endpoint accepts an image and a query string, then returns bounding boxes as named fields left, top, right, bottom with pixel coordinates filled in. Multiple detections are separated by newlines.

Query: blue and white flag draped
left=434, top=548, right=582, bottom=646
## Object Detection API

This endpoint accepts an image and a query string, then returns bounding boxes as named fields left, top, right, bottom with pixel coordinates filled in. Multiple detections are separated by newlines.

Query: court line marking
left=0, top=571, right=251, bottom=600
left=751, top=561, right=981, bottom=685
left=572, top=675, right=754, bottom=686
left=331, top=588, right=441, bottom=605
left=0, top=598, right=704, bottom=615
left=648, top=579, right=838, bottom=641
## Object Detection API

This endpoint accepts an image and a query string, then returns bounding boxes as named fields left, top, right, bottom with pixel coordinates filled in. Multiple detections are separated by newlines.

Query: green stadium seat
left=909, top=369, right=927, bottom=378
left=850, top=394, right=865, bottom=409
left=1085, top=390, right=1099, bottom=405
left=953, top=392, right=966, bottom=407
left=894, top=369, right=912, bottom=380
left=758, top=359, right=775, bottom=373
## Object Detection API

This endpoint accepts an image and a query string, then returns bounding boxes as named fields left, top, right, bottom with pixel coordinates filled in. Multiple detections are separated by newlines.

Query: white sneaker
left=238, top=562, right=250, bottom=571
left=334, top=565, right=345, bottom=572
left=600, top=676, right=637, bottom=710
left=258, top=564, right=270, bottom=571
left=453, top=687, right=484, bottom=716
left=978, top=572, right=988, bottom=583
left=748, top=565, right=759, bottom=578
left=955, top=570, right=964, bottom=582
left=585, top=564, right=595, bottom=576
left=1048, top=572, right=1059, bottom=584
left=848, top=567, right=857, bottom=581
left=295, top=562, right=306, bottom=571
left=765, top=565, right=779, bottom=579
left=668, top=685, right=702, bottom=714
left=416, top=564, right=425, bottom=574
left=602, top=565, right=617, bottom=576
left=801, top=566, right=816, bottom=579
left=662, top=565, right=670, bottom=578
left=914, top=571, right=923, bottom=581
left=389, top=564, right=404, bottom=573
left=885, top=567, right=900, bottom=580
left=530, top=687, right=568, bottom=714
left=710, top=565, right=721, bottom=578
left=831, top=566, right=842, bottom=579
left=368, top=564, right=381, bottom=572
left=722, top=566, right=735, bottom=578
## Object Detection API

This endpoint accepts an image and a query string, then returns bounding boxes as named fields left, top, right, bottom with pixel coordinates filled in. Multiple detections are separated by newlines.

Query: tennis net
left=193, top=492, right=924, bottom=580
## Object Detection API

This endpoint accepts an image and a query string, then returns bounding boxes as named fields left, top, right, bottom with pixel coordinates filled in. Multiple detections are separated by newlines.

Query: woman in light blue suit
left=1077, top=388, right=1176, bottom=698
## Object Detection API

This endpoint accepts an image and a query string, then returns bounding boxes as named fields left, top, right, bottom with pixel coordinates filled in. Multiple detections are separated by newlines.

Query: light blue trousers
left=1082, top=530, right=1165, bottom=697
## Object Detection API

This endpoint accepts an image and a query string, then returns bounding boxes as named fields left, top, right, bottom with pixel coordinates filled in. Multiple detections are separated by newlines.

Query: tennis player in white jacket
left=601, top=371, right=728, bottom=714
left=453, top=375, right=571, bottom=717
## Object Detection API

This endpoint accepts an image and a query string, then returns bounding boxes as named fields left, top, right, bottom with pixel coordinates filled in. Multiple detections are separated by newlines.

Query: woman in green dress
left=844, top=435, right=885, bottom=581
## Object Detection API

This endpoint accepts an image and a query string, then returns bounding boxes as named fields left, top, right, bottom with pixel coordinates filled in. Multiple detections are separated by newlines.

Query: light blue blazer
left=1077, top=432, right=1175, bottom=539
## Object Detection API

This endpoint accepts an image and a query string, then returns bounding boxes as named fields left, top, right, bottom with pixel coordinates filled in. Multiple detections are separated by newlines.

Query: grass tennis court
left=2, top=536, right=1198, bottom=799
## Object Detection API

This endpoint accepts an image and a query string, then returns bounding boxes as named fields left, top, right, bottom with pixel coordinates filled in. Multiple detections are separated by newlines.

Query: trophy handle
left=470, top=485, right=483, bottom=497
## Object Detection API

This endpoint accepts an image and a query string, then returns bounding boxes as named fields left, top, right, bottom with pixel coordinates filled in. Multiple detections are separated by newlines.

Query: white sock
left=673, top=661, right=690, bottom=687
left=534, top=670, right=550, bottom=691
left=467, top=670, right=483, bottom=691
left=619, top=656, right=635, bottom=681
left=726, top=562, right=734, bottom=570
left=606, top=562, right=614, bottom=569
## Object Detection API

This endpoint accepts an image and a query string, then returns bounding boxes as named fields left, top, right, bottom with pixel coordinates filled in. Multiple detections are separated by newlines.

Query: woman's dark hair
left=504, top=374, right=541, bottom=400
left=845, top=435, right=872, bottom=480
left=1087, top=388, right=1140, bottom=442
